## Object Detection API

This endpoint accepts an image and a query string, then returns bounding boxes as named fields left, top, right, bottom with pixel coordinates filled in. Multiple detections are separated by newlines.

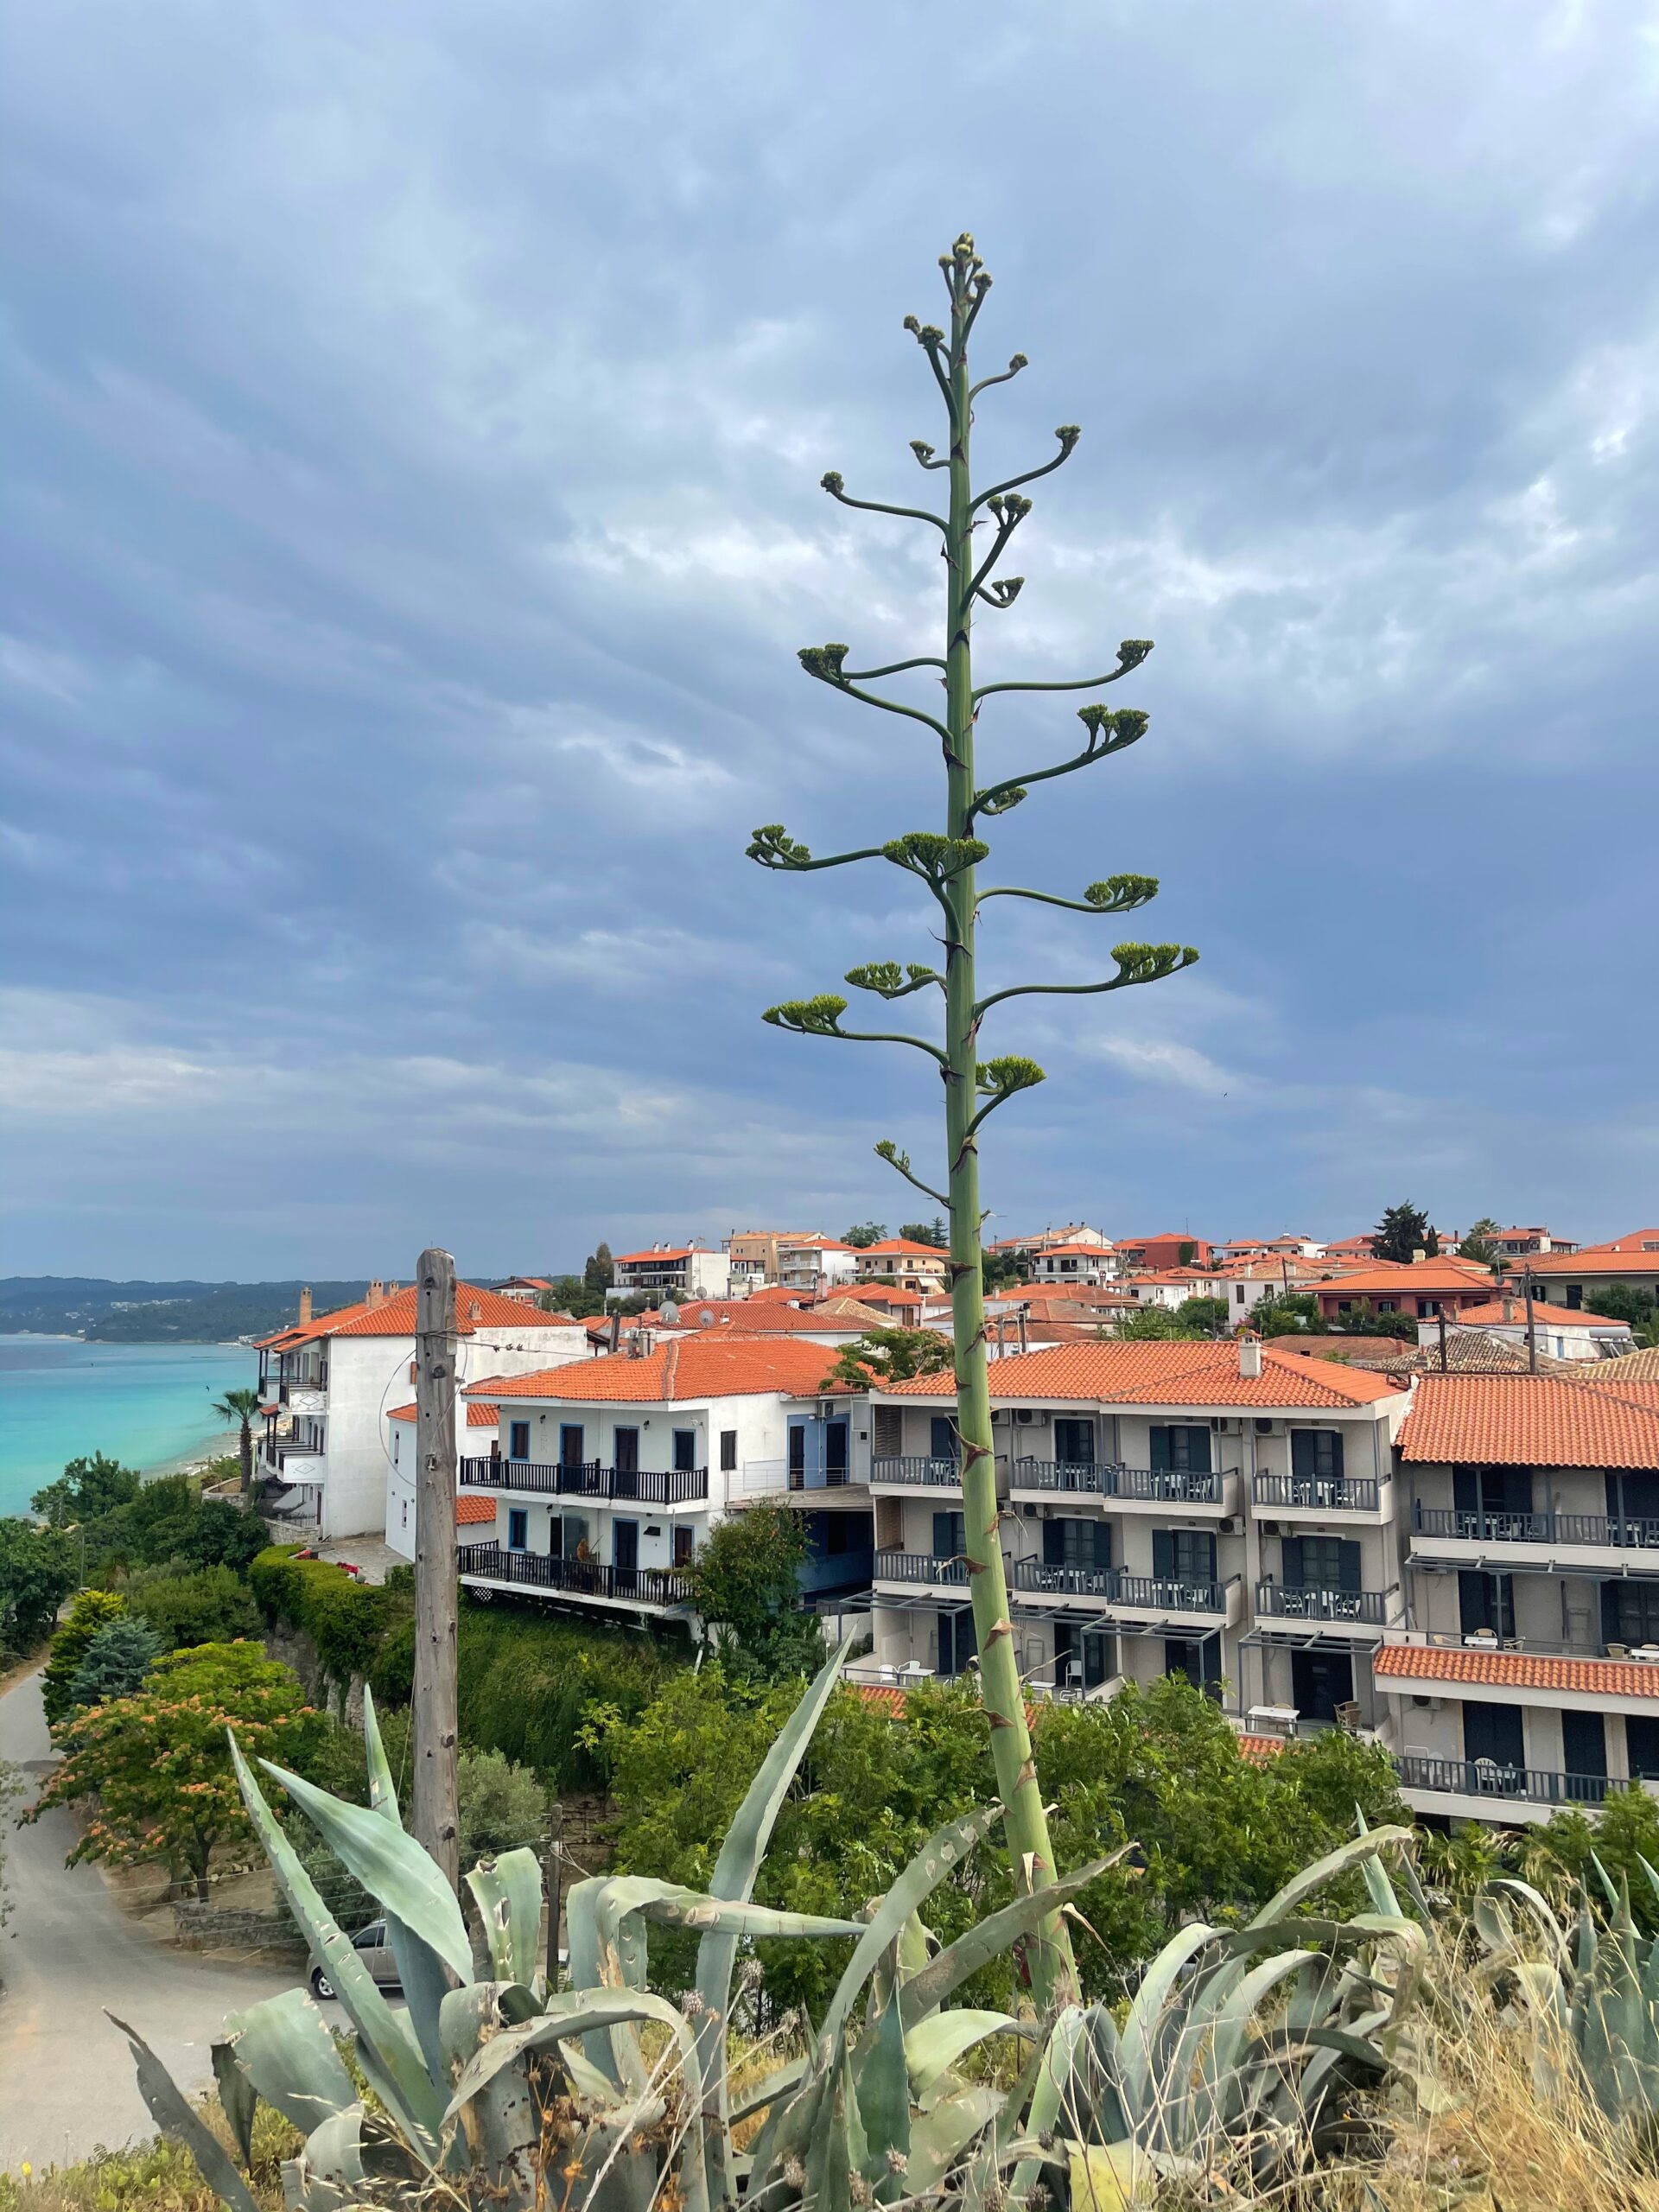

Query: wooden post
left=413, top=1246, right=461, bottom=1889
left=543, top=1796, right=563, bottom=1984
left=1523, top=1264, right=1538, bottom=1375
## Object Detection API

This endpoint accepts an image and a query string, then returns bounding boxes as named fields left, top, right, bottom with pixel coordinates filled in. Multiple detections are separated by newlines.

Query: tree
left=1458, top=1216, right=1503, bottom=1271
left=69, top=1615, right=165, bottom=1709
left=749, top=234, right=1196, bottom=2003
left=29, top=1640, right=323, bottom=1901
left=822, top=1325, right=953, bottom=1390
left=1174, top=1296, right=1230, bottom=1335
left=1248, top=1291, right=1321, bottom=1337
left=899, top=1217, right=949, bottom=1249
left=1372, top=1202, right=1439, bottom=1263
left=30, top=1451, right=141, bottom=1529
left=1330, top=1305, right=1417, bottom=1340
left=842, top=1222, right=887, bottom=1248
left=680, top=1502, right=822, bottom=1681
left=86, top=1475, right=270, bottom=1575
left=1112, top=1304, right=1203, bottom=1340
left=41, top=1586, right=129, bottom=1723
left=582, top=1243, right=615, bottom=1304
left=0, top=1518, right=77, bottom=1659
left=1584, top=1283, right=1659, bottom=1331
left=982, top=1248, right=1022, bottom=1294
left=127, top=1563, right=262, bottom=1649
left=212, top=1385, right=264, bottom=1498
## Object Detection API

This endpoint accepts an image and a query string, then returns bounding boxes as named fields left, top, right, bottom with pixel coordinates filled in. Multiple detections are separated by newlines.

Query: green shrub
left=41, top=1588, right=127, bottom=1724
left=250, top=1546, right=387, bottom=1695
left=126, top=1562, right=261, bottom=1649
left=69, top=1616, right=164, bottom=1707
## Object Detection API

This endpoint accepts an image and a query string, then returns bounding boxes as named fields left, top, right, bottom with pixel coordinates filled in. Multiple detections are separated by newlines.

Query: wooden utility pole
left=412, top=1246, right=461, bottom=1889
left=1523, top=1264, right=1539, bottom=1376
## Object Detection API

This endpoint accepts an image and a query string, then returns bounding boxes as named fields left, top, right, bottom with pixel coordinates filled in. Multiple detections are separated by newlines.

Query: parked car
left=310, top=1919, right=400, bottom=1999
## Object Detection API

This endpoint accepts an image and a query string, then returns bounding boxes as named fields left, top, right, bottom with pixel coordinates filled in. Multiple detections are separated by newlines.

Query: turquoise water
left=0, top=1336, right=258, bottom=1516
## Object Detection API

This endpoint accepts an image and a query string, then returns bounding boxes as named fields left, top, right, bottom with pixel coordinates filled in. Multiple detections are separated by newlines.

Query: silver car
left=309, top=1919, right=400, bottom=1999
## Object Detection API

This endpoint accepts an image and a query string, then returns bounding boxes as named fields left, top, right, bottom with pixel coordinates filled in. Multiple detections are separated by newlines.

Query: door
left=938, top=1606, right=976, bottom=1678
left=1459, top=1570, right=1515, bottom=1638
left=1164, top=1636, right=1222, bottom=1695
left=788, top=1424, right=808, bottom=1491
left=352, top=1922, right=398, bottom=1987
left=559, top=1424, right=585, bottom=1470
left=509, top=1420, right=531, bottom=1462
left=1290, top=1428, right=1344, bottom=1502
left=1602, top=1579, right=1659, bottom=1650
left=1626, top=1713, right=1659, bottom=1782
left=1464, top=1700, right=1525, bottom=1787
left=824, top=1420, right=849, bottom=1485
left=1042, top=1516, right=1110, bottom=1586
left=613, top=1518, right=639, bottom=1589
left=932, top=1510, right=966, bottom=1560
left=506, top=1508, right=528, bottom=1552
left=930, top=1415, right=957, bottom=1467
left=1454, top=1466, right=1532, bottom=1539
left=1152, top=1529, right=1217, bottom=1599
left=673, top=1523, right=695, bottom=1568
left=613, top=1427, right=639, bottom=1497
left=1055, top=1624, right=1114, bottom=1689
left=1149, top=1426, right=1211, bottom=1474
left=1291, top=1647, right=1353, bottom=1725
left=1055, top=1418, right=1096, bottom=1472
left=1561, top=1709, right=1608, bottom=1802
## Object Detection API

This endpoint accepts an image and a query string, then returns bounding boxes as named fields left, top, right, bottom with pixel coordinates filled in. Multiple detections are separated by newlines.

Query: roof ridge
left=660, top=1335, right=681, bottom=1402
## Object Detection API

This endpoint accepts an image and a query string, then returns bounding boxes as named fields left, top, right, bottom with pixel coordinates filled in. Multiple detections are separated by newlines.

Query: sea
left=0, top=1335, right=259, bottom=1517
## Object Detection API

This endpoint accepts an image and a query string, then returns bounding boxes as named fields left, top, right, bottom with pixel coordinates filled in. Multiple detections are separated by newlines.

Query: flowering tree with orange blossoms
left=29, top=1639, right=322, bottom=1901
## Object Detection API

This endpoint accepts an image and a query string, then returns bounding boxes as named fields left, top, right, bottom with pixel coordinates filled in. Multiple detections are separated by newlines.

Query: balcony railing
left=870, top=1456, right=961, bottom=1488
left=1012, top=1558, right=1231, bottom=1614
left=1396, top=1754, right=1624, bottom=1808
left=1012, top=1460, right=1230, bottom=1504
left=457, top=1543, right=690, bottom=1608
left=1413, top=1504, right=1659, bottom=1551
left=1255, top=1583, right=1390, bottom=1626
left=1254, top=1474, right=1381, bottom=1513
left=459, top=1458, right=709, bottom=1504
left=261, top=1433, right=323, bottom=1469
left=872, top=1550, right=970, bottom=1586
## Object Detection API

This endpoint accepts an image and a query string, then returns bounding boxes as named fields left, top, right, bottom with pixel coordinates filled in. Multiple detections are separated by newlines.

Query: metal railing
left=1396, top=1755, right=1623, bottom=1808
left=262, top=1434, right=323, bottom=1468
left=1011, top=1558, right=1232, bottom=1613
left=1255, top=1583, right=1390, bottom=1626
left=1254, top=1473, right=1381, bottom=1512
left=872, top=1550, right=970, bottom=1586
left=1413, top=1504, right=1659, bottom=1550
left=1012, top=1461, right=1229, bottom=1504
left=459, top=1457, right=708, bottom=1504
left=457, top=1543, right=691, bottom=1608
left=870, top=1456, right=961, bottom=1487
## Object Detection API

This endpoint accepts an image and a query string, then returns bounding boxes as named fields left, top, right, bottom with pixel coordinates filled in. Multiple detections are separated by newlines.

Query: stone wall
left=172, top=1899, right=307, bottom=1956
left=260, top=1615, right=365, bottom=1726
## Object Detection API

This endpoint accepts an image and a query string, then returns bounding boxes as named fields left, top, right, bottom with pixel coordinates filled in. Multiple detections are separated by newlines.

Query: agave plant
left=115, top=1643, right=1427, bottom=2211
left=1477, top=1855, right=1659, bottom=2128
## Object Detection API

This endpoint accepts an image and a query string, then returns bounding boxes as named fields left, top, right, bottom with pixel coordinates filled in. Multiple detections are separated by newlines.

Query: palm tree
left=213, top=1385, right=264, bottom=1500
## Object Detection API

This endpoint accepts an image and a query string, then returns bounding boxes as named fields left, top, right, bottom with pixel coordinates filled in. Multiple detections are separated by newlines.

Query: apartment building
left=775, top=1236, right=861, bottom=1295
left=863, top=1337, right=1409, bottom=1720
left=385, top=1399, right=501, bottom=1558
left=452, top=1334, right=874, bottom=1621
left=1487, top=1226, right=1579, bottom=1260
left=1115, top=1234, right=1214, bottom=1270
left=1305, top=1258, right=1497, bottom=1325
left=1523, top=1229, right=1659, bottom=1310
left=1377, top=1372, right=1659, bottom=1822
left=609, top=1245, right=732, bottom=1303
left=255, top=1283, right=588, bottom=1539
left=721, top=1230, right=819, bottom=1293
left=853, top=1238, right=951, bottom=1294
left=1027, top=1243, right=1118, bottom=1289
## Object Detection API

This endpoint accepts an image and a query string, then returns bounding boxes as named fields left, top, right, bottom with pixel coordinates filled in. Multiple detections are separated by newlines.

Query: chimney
left=1503, top=1297, right=1515, bottom=1323
left=1411, top=1248, right=1426, bottom=1264
left=297, top=1285, right=313, bottom=1325
left=1238, top=1330, right=1262, bottom=1380
left=365, top=1280, right=385, bottom=1312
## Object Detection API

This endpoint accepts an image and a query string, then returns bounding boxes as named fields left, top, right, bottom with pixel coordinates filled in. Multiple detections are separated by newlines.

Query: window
left=672, top=1429, right=697, bottom=1472
left=938, top=1607, right=976, bottom=1678
left=1605, top=1579, right=1659, bottom=1649
left=673, top=1525, right=694, bottom=1567
left=1235, top=1285, right=1246, bottom=1305
left=930, top=1415, right=957, bottom=1462
left=507, top=1509, right=528, bottom=1552
left=1376, top=1300, right=1395, bottom=1313
left=509, top=1421, right=531, bottom=1462
left=719, top=1429, right=738, bottom=1471
left=559, top=1424, right=585, bottom=1469
left=787, top=1426, right=807, bottom=1489
left=1565, top=1285, right=1583, bottom=1309
left=873, top=1406, right=903, bottom=1458
left=1148, top=1426, right=1211, bottom=1474
left=1153, top=1529, right=1217, bottom=1587
left=1290, top=1429, right=1344, bottom=1484
left=932, top=1510, right=966, bottom=1559
left=1282, top=1535, right=1360, bottom=1592
left=1043, top=1516, right=1111, bottom=1573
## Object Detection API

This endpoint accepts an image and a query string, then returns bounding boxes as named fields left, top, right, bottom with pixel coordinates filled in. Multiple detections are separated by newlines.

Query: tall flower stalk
left=752, top=233, right=1196, bottom=2005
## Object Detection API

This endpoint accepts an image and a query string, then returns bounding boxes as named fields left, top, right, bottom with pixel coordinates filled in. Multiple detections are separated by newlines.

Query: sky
left=3, top=1, right=1658, bottom=1280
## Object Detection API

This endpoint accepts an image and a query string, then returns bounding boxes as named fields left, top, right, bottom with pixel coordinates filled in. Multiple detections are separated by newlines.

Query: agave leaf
left=900, top=1850, right=1128, bottom=2027
left=728, top=2055, right=809, bottom=2124
left=225, top=1987, right=357, bottom=2137
left=854, top=1986, right=910, bottom=2198
left=360, top=1683, right=401, bottom=1822
left=1066, top=2138, right=1147, bottom=2212
left=820, top=1804, right=1003, bottom=2054
left=260, top=1757, right=473, bottom=1985
left=439, top=1984, right=545, bottom=2199
left=1008, top=2005, right=1086, bottom=2206
left=108, top=2013, right=262, bottom=2212
left=1192, top=1949, right=1318, bottom=2137
left=1247, top=1827, right=1413, bottom=1927
left=211, top=2039, right=257, bottom=2169
left=291, top=2105, right=366, bottom=2212
left=803, top=2056, right=855, bottom=2212
left=905, top=2009, right=1027, bottom=2102
left=467, top=1847, right=545, bottom=1989
left=907, top=2083, right=1003, bottom=2195
left=1486, top=1876, right=1569, bottom=1964
left=1118, top=1921, right=1219, bottom=2120
left=225, top=1733, right=443, bottom=2157
left=744, top=2051, right=831, bottom=2210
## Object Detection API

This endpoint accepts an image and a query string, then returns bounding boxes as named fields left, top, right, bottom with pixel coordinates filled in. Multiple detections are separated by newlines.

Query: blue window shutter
left=1186, top=1427, right=1212, bottom=1474
left=932, top=1511, right=953, bottom=1559
left=1338, top=1540, right=1363, bottom=1593
left=1044, top=1518, right=1065, bottom=1566
left=1282, top=1536, right=1305, bottom=1587
left=1152, top=1529, right=1174, bottom=1579
left=1094, top=1521, right=1112, bottom=1570
left=1325, top=1431, right=1344, bottom=1478
left=931, top=1415, right=956, bottom=1460
left=1149, top=1427, right=1171, bottom=1471
left=1291, top=1432, right=1313, bottom=1480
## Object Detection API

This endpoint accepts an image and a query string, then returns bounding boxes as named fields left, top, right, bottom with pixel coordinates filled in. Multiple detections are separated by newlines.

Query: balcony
left=261, top=1433, right=323, bottom=1473
left=1396, top=1754, right=1637, bottom=1821
left=1011, top=1557, right=1243, bottom=1628
left=1410, top=1502, right=1659, bottom=1574
left=460, top=1457, right=708, bottom=1505
left=1010, top=1461, right=1237, bottom=1512
left=277, top=1378, right=328, bottom=1414
left=872, top=1550, right=971, bottom=1591
left=1253, top=1473, right=1382, bottom=1516
left=457, top=1542, right=691, bottom=1611
left=870, top=1456, right=961, bottom=1491
left=1255, top=1582, right=1393, bottom=1631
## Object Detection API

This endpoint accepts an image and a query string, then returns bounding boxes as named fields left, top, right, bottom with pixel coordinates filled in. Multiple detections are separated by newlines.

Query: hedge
left=251, top=1546, right=389, bottom=1690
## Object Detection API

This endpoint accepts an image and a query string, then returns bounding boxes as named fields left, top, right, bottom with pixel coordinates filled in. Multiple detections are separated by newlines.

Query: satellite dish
left=696, top=1307, right=715, bottom=1327
left=660, top=1300, right=681, bottom=1325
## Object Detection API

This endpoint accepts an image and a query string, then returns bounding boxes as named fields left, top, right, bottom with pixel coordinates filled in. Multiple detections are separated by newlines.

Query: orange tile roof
left=613, top=1247, right=696, bottom=1265
left=1397, top=1374, right=1659, bottom=1468
left=883, top=1338, right=1403, bottom=1408
left=257, top=1283, right=576, bottom=1347
left=1308, top=1260, right=1493, bottom=1298
left=467, top=1334, right=841, bottom=1404
left=457, top=1493, right=497, bottom=1525
left=666, top=1301, right=846, bottom=1332
left=1375, top=1643, right=1659, bottom=1701
left=388, top=1400, right=499, bottom=1427
left=858, top=1237, right=950, bottom=1258
left=1458, top=1298, right=1628, bottom=1331
left=1528, top=1236, right=1659, bottom=1276
left=1593, top=1347, right=1659, bottom=1382
left=745, top=1285, right=810, bottom=1303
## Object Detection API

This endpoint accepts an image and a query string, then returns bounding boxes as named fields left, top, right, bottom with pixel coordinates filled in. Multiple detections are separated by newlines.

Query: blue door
left=507, top=1509, right=528, bottom=1551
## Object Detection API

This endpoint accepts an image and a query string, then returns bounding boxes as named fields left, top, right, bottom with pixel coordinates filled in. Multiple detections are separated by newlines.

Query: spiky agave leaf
left=223, top=1986, right=358, bottom=2140
left=108, top=2013, right=262, bottom=2212
left=467, top=1847, right=545, bottom=1990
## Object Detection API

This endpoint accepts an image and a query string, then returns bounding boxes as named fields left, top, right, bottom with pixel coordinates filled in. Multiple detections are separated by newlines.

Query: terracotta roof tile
left=257, top=1282, right=578, bottom=1348
left=1591, top=1348, right=1659, bottom=1382
left=857, top=1237, right=950, bottom=1258
left=1308, top=1260, right=1494, bottom=1298
left=1396, top=1374, right=1659, bottom=1468
left=1457, top=1298, right=1628, bottom=1331
left=1375, top=1643, right=1659, bottom=1700
left=457, top=1494, right=497, bottom=1525
left=467, top=1335, right=840, bottom=1404
left=387, top=1400, right=499, bottom=1427
left=883, top=1339, right=1403, bottom=1407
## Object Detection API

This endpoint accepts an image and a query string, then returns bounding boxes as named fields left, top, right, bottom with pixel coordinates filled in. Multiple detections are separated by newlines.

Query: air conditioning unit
left=1217, top=1516, right=1236, bottom=1535
left=1014, top=1408, right=1037, bottom=1426
left=991, top=1409, right=1007, bottom=1425
left=1255, top=1418, right=1274, bottom=1435
left=1261, top=1521, right=1280, bottom=1537
left=1020, top=1502, right=1038, bottom=1519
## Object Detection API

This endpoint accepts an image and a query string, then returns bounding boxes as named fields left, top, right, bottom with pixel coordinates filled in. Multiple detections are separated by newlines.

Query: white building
left=1378, top=1371, right=1659, bottom=1823
left=1028, top=1244, right=1119, bottom=1289
left=853, top=1239, right=950, bottom=1294
left=608, top=1245, right=732, bottom=1303
left=452, top=1333, right=875, bottom=1623
left=1424, top=1296, right=1632, bottom=1364
left=863, top=1337, right=1410, bottom=1726
left=255, top=1281, right=588, bottom=1540
left=776, top=1236, right=860, bottom=1295
left=385, top=1400, right=502, bottom=1558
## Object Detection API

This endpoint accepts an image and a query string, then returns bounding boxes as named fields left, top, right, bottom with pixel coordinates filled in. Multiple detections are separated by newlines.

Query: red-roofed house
left=1522, top=1230, right=1659, bottom=1307
left=1027, top=1243, right=1117, bottom=1289
left=385, top=1399, right=502, bottom=1557
left=776, top=1235, right=861, bottom=1295
left=609, top=1243, right=732, bottom=1302
left=1304, top=1258, right=1495, bottom=1324
left=861, top=1335, right=1409, bottom=1719
left=1422, top=1296, right=1632, bottom=1363
left=853, top=1239, right=951, bottom=1294
left=255, top=1282, right=588, bottom=1541
left=1382, top=1371, right=1659, bottom=1822
left=1114, top=1234, right=1214, bottom=1270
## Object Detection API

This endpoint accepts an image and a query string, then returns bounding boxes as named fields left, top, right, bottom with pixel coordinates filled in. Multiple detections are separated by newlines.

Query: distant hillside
left=0, top=1278, right=370, bottom=1343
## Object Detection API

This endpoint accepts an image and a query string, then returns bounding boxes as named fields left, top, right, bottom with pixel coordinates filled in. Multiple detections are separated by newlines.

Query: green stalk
left=940, top=254, right=1076, bottom=2009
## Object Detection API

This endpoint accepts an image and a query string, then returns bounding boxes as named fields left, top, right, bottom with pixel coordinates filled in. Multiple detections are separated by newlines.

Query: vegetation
left=1175, top=1294, right=1230, bottom=1333
left=63, top=1471, right=271, bottom=1579
left=899, top=1217, right=950, bottom=1247
left=1372, top=1201, right=1440, bottom=1262
left=750, top=235, right=1198, bottom=2003
left=1585, top=1281, right=1659, bottom=1333
left=981, top=1246, right=1022, bottom=1293
left=213, top=1385, right=264, bottom=1497
left=40, top=1586, right=129, bottom=1721
left=823, top=1324, right=953, bottom=1389
left=0, top=1517, right=77, bottom=1662
left=1110, top=1303, right=1204, bottom=1340
left=68, top=1615, right=165, bottom=1708
left=1457, top=1215, right=1503, bottom=1269
left=31, top=1451, right=142, bottom=1528
left=1248, top=1289, right=1322, bottom=1336
left=30, top=1641, right=323, bottom=1901
left=680, top=1502, right=823, bottom=1683
left=1331, top=1305, right=1418, bottom=1340
left=842, top=1221, right=887, bottom=1246
left=127, top=1561, right=263, bottom=1649
left=249, top=1546, right=389, bottom=1703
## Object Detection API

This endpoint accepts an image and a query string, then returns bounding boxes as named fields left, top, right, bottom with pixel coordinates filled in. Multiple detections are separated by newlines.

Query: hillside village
left=250, top=1216, right=1659, bottom=1834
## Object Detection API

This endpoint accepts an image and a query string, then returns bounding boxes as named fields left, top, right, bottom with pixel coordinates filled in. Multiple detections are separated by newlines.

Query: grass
left=0, top=2108, right=297, bottom=2212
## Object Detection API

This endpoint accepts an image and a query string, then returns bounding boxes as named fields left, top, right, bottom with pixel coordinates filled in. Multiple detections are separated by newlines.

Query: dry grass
left=0, top=2108, right=297, bottom=2212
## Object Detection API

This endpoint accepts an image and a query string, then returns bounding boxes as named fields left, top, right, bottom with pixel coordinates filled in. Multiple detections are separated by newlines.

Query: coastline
left=144, top=1425, right=244, bottom=1483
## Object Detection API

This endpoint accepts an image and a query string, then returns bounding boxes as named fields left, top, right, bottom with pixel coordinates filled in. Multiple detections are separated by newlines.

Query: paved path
left=0, top=1670, right=295, bottom=2172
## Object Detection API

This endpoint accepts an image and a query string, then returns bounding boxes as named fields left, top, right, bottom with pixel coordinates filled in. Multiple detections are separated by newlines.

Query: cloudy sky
left=4, top=2, right=1657, bottom=1279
